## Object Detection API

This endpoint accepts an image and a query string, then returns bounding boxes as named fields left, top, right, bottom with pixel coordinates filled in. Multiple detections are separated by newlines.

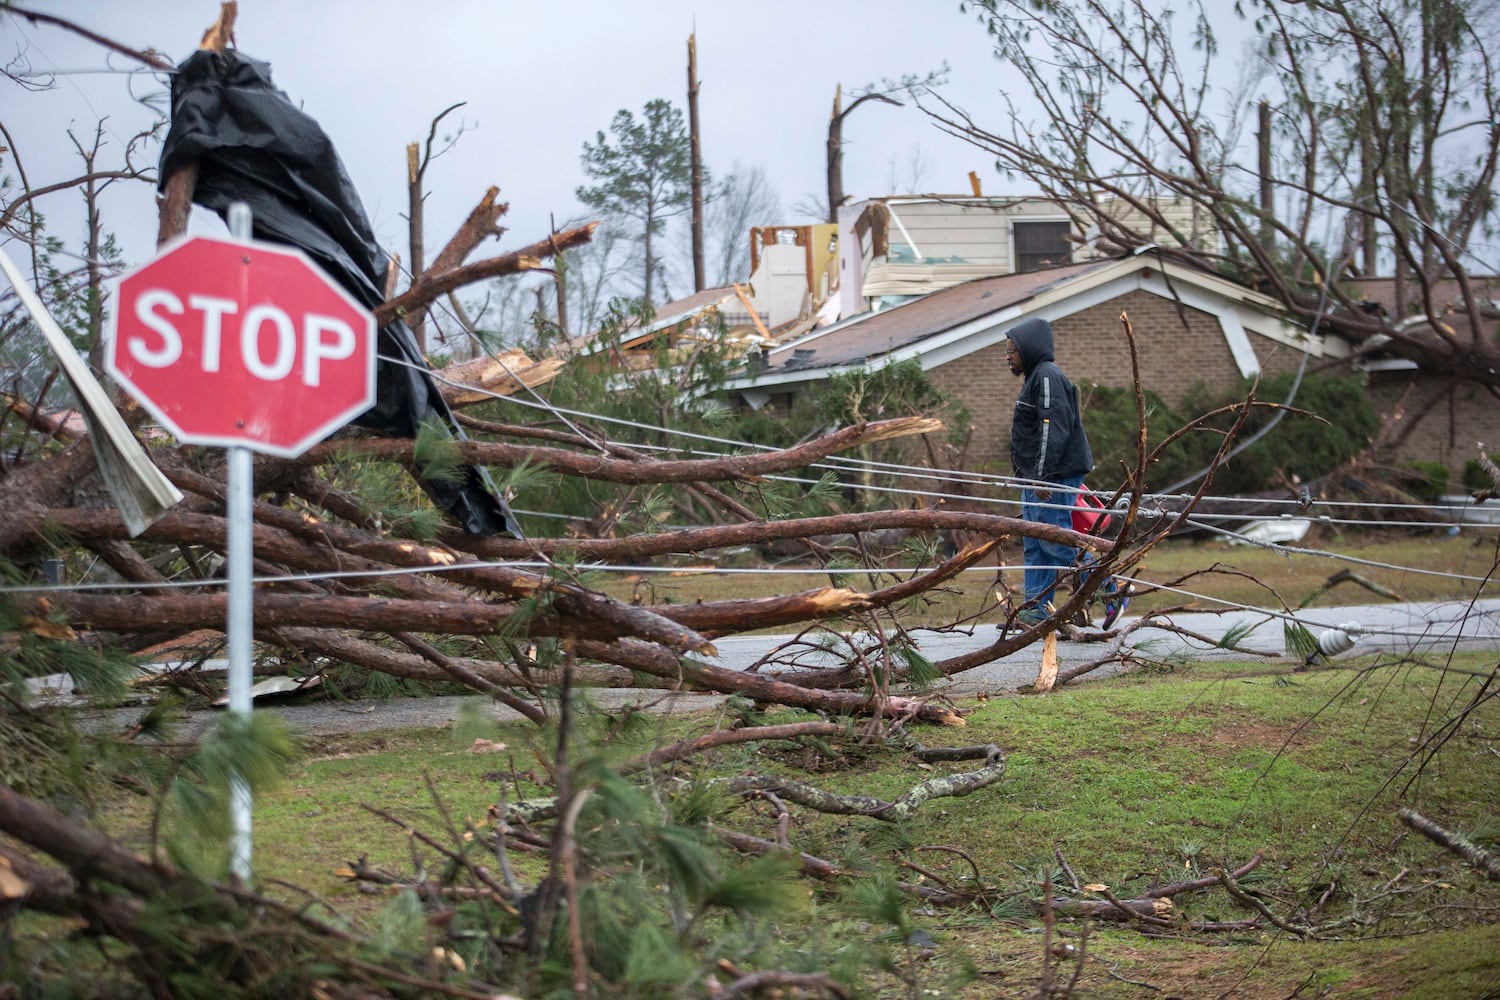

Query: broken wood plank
left=436, top=352, right=564, bottom=407
left=1035, top=629, right=1059, bottom=692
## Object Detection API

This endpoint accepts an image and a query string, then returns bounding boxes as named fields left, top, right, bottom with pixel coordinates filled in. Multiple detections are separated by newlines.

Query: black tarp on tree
left=157, top=48, right=521, bottom=538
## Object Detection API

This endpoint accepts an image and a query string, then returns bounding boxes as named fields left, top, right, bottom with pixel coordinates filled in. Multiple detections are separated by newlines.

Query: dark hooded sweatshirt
left=1008, top=317, right=1094, bottom=482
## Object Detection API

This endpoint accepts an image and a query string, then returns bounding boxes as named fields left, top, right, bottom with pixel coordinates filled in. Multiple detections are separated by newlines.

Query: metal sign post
left=226, top=203, right=255, bottom=880
left=105, top=201, right=376, bottom=881
left=227, top=442, right=254, bottom=879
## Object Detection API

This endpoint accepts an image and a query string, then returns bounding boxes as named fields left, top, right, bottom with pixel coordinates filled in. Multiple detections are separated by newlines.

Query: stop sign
left=105, top=235, right=376, bottom=458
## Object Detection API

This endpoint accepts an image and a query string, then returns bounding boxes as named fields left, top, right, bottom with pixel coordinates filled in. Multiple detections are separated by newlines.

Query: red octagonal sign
left=105, top=235, right=377, bottom=458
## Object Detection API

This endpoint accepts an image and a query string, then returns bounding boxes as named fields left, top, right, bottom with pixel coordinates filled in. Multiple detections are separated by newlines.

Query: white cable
left=10, top=559, right=1498, bottom=649
left=379, top=351, right=1497, bottom=520
left=4, top=317, right=1493, bottom=598
left=0, top=558, right=1034, bottom=595
left=0, top=327, right=1441, bottom=519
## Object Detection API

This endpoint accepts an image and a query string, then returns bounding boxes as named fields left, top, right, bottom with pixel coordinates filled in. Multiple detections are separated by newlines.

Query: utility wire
left=3, top=299, right=1488, bottom=520
left=382, top=352, right=1497, bottom=518
left=5, top=276, right=1496, bottom=608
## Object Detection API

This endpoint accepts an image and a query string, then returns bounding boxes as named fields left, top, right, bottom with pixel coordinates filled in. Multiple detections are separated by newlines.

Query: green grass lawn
left=195, top=649, right=1500, bottom=999
left=16, top=532, right=1498, bottom=997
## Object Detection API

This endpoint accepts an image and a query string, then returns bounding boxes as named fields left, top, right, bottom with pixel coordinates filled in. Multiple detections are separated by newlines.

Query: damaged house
left=1331, top=275, right=1500, bottom=477
left=725, top=193, right=1500, bottom=484
left=727, top=240, right=1332, bottom=473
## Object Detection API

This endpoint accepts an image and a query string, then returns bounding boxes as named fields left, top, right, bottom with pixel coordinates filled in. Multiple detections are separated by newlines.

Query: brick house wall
left=928, top=289, right=1300, bottom=469
left=1361, top=372, right=1500, bottom=482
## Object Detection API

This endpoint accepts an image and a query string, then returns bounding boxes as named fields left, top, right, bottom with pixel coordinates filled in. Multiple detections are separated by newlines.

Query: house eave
left=727, top=251, right=1334, bottom=394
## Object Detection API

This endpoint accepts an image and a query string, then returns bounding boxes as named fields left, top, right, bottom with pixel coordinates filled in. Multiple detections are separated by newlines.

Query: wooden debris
left=1035, top=630, right=1059, bottom=692
left=437, top=351, right=565, bottom=406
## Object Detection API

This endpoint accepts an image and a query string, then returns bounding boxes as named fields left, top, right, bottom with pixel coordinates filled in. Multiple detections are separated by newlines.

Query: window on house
left=1014, top=220, right=1073, bottom=273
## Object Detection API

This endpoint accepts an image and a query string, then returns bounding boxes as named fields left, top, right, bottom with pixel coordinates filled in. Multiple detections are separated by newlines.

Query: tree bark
left=1399, top=807, right=1500, bottom=880
left=826, top=85, right=843, bottom=223
left=377, top=222, right=596, bottom=328
left=0, top=780, right=178, bottom=899
left=574, top=637, right=965, bottom=725
left=269, top=626, right=631, bottom=689
left=296, top=416, right=943, bottom=485
left=687, top=33, right=705, bottom=292
left=718, top=748, right=1003, bottom=823
left=406, top=141, right=427, bottom=352
left=825, top=88, right=902, bottom=223
left=620, top=721, right=847, bottom=776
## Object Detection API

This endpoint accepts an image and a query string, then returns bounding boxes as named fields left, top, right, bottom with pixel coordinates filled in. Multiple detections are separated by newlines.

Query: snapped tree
left=402, top=101, right=471, bottom=355
left=824, top=69, right=948, bottom=223
left=6, top=8, right=1497, bottom=997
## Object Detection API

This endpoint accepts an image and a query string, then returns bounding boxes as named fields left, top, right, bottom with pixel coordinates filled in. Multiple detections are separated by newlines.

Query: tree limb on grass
left=619, top=721, right=847, bottom=776
left=716, top=744, right=1003, bottom=823
left=1399, top=807, right=1500, bottom=881
left=573, top=637, right=967, bottom=725
left=710, top=828, right=843, bottom=880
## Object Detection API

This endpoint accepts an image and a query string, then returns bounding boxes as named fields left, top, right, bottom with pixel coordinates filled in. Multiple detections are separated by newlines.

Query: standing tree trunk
left=1419, top=0, right=1435, bottom=275
left=404, top=102, right=468, bottom=355
left=825, top=85, right=904, bottom=224
left=826, top=85, right=843, bottom=224
left=553, top=244, right=570, bottom=338
left=688, top=34, right=706, bottom=293
left=406, top=141, right=427, bottom=354
left=71, top=128, right=106, bottom=369
left=155, top=2, right=235, bottom=247
left=1257, top=101, right=1275, bottom=259
left=643, top=197, right=656, bottom=304
left=1360, top=118, right=1378, bottom=276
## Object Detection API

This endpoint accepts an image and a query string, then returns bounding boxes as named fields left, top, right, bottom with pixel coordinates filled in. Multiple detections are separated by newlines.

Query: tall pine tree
left=577, top=98, right=694, bottom=304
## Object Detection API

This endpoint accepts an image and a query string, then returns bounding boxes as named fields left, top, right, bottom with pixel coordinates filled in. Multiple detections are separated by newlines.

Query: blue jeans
left=1021, top=474, right=1086, bottom=608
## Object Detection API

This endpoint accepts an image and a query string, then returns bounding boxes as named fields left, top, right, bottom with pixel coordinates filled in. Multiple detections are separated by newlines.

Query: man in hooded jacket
left=1006, top=317, right=1094, bottom=627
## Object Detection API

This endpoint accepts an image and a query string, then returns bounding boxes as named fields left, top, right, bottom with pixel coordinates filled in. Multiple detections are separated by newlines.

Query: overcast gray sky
left=4, top=1, right=1022, bottom=276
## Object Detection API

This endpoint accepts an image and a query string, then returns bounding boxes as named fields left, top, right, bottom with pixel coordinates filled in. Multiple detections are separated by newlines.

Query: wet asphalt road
left=77, top=598, right=1500, bottom=739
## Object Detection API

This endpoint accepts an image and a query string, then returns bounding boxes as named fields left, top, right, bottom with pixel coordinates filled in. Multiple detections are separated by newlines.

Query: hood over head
left=1006, top=317, right=1055, bottom=374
